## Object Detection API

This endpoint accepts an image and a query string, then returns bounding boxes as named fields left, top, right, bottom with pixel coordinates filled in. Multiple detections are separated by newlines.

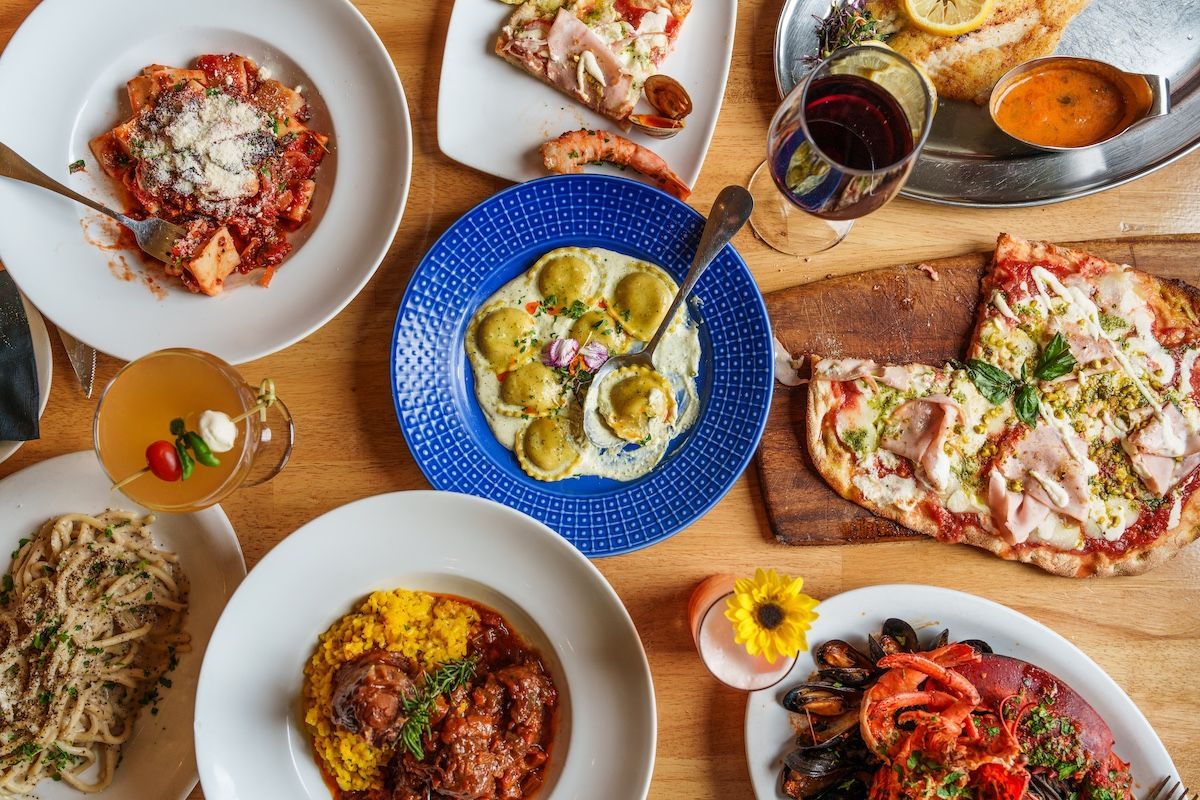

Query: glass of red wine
left=748, top=44, right=936, bottom=255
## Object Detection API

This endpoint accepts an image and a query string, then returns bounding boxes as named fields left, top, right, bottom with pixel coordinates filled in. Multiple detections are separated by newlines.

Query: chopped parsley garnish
left=562, top=299, right=589, bottom=319
left=68, top=159, right=86, bottom=174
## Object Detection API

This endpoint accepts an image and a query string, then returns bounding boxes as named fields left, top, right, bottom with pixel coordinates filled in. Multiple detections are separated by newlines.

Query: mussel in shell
left=783, top=746, right=844, bottom=778
left=782, top=682, right=862, bottom=716
left=781, top=738, right=873, bottom=799
left=881, top=618, right=920, bottom=651
left=961, top=638, right=994, bottom=654
left=814, top=639, right=875, bottom=671
left=816, top=667, right=875, bottom=687
left=869, top=618, right=921, bottom=660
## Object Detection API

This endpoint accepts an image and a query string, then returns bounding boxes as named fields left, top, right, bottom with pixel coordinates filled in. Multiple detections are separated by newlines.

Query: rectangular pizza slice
left=807, top=235, right=1200, bottom=577
left=495, top=0, right=692, bottom=125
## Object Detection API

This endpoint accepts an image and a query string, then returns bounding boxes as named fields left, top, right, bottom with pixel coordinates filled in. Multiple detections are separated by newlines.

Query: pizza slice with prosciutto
left=494, top=0, right=691, bottom=125
left=807, top=235, right=1200, bottom=577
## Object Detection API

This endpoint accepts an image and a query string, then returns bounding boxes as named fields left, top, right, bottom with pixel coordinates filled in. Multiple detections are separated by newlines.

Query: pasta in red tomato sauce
left=89, top=54, right=329, bottom=296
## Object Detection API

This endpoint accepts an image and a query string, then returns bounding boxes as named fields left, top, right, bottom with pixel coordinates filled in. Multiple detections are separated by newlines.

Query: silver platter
left=775, top=0, right=1200, bottom=207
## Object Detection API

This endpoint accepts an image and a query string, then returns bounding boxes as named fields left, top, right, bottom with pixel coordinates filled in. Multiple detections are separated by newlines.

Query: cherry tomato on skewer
left=146, top=440, right=182, bottom=482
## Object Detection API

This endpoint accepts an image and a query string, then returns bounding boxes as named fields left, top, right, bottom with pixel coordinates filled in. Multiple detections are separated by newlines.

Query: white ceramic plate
left=438, top=0, right=737, bottom=192
left=0, top=293, right=52, bottom=464
left=744, top=584, right=1181, bottom=799
left=0, top=0, right=411, bottom=364
left=194, top=490, right=656, bottom=800
left=0, top=450, right=246, bottom=800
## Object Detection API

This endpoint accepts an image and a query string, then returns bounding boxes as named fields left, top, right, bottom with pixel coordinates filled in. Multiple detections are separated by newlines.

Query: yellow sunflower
left=724, top=569, right=819, bottom=663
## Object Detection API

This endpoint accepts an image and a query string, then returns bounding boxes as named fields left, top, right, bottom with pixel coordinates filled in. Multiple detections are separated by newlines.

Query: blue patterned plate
left=390, top=175, right=773, bottom=557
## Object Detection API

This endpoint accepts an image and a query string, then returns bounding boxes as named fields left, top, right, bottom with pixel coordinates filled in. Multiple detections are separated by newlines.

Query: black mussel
left=867, top=633, right=886, bottom=663
left=814, top=639, right=874, bottom=671
left=961, top=638, right=993, bottom=654
left=792, top=710, right=859, bottom=749
left=870, top=633, right=909, bottom=661
left=781, top=740, right=873, bottom=799
left=782, top=767, right=843, bottom=800
left=881, top=618, right=921, bottom=652
left=783, top=747, right=843, bottom=778
left=930, top=628, right=950, bottom=649
left=816, top=667, right=875, bottom=687
left=782, top=683, right=862, bottom=716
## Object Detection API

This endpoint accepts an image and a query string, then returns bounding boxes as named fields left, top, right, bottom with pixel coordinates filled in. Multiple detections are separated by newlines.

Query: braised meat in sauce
left=326, top=600, right=557, bottom=800
left=330, top=651, right=420, bottom=746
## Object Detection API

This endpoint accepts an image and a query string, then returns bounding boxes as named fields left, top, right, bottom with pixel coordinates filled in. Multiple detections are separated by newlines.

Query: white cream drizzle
left=1029, top=469, right=1070, bottom=508
left=1179, top=348, right=1200, bottom=394
left=990, top=289, right=1018, bottom=321
left=1037, top=403, right=1099, bottom=476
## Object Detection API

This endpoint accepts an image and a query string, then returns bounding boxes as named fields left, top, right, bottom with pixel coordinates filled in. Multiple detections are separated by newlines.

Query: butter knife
left=58, top=329, right=96, bottom=398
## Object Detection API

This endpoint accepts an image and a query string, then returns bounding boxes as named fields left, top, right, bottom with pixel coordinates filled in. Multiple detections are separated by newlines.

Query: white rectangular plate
left=438, top=0, right=737, bottom=192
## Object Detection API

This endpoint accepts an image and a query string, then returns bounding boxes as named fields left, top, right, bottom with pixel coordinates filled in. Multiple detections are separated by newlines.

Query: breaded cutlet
left=866, top=0, right=1093, bottom=103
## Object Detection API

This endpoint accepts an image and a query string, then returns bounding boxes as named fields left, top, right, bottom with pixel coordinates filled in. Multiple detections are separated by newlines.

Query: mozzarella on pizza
left=806, top=235, right=1200, bottom=577
left=495, top=0, right=692, bottom=125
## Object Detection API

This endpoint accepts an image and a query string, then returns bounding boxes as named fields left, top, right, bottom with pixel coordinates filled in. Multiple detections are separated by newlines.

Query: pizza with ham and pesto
left=807, top=234, right=1200, bottom=577
left=494, top=0, right=691, bottom=126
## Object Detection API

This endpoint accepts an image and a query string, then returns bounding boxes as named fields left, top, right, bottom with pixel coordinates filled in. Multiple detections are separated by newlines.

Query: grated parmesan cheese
left=138, top=88, right=274, bottom=211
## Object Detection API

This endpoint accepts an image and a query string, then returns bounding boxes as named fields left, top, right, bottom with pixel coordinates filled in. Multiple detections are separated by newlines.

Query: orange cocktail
left=94, top=349, right=292, bottom=512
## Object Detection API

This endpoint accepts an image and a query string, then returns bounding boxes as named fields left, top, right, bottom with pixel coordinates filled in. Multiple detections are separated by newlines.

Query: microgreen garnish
left=806, top=0, right=884, bottom=65
left=964, top=333, right=1077, bottom=427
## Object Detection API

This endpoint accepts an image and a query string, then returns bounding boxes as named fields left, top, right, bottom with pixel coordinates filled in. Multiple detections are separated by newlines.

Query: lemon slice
left=901, top=0, right=995, bottom=36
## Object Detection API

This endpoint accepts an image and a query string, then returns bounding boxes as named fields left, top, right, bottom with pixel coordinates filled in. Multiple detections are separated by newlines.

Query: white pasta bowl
left=194, top=490, right=656, bottom=800
left=0, top=0, right=411, bottom=363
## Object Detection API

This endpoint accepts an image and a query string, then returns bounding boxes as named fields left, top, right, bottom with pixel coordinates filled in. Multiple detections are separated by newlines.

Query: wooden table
left=1, top=0, right=1197, bottom=795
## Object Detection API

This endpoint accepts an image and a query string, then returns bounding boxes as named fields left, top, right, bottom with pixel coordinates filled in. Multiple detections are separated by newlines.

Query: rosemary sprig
left=396, top=656, right=478, bottom=760
left=806, top=0, right=885, bottom=65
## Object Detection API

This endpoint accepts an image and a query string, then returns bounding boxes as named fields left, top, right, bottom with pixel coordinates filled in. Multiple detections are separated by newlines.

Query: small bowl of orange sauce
left=989, top=56, right=1170, bottom=151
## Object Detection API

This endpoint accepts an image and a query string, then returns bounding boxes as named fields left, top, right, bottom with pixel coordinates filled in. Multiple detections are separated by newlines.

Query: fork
left=0, top=140, right=186, bottom=264
left=1144, top=777, right=1196, bottom=800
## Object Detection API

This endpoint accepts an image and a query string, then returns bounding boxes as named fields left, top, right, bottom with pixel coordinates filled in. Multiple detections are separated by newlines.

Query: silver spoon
left=0, top=141, right=186, bottom=264
left=582, top=184, right=754, bottom=446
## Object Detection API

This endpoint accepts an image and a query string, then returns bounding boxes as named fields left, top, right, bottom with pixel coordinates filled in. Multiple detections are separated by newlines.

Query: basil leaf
left=1015, top=383, right=1040, bottom=427
left=1034, top=332, right=1077, bottom=382
left=966, top=359, right=1018, bottom=404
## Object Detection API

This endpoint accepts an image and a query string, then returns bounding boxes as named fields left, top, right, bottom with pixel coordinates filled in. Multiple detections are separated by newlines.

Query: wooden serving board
left=756, top=234, right=1200, bottom=546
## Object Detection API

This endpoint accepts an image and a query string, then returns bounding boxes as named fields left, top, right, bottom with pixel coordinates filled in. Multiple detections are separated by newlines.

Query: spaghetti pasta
left=0, top=510, right=189, bottom=795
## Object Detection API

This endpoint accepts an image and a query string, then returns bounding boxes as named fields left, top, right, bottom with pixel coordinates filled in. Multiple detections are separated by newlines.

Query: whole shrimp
left=540, top=129, right=692, bottom=200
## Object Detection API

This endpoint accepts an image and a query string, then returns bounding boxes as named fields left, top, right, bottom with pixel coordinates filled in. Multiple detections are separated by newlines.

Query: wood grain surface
left=0, top=1, right=1198, bottom=797
left=759, top=235, right=1200, bottom=546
